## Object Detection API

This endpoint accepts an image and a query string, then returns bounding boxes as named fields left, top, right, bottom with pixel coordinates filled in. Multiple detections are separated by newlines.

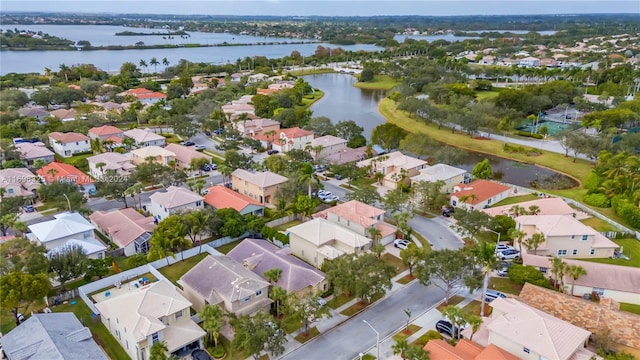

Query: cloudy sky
left=3, top=0, right=639, bottom=16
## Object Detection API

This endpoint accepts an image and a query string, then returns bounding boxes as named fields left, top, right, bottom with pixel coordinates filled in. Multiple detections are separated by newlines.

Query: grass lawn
left=577, top=238, right=640, bottom=268
left=55, top=152, right=93, bottom=172
left=272, top=220, right=303, bottom=232
left=490, top=194, right=540, bottom=207
left=362, top=355, right=376, bottom=360
left=410, top=330, right=443, bottom=348
left=396, top=273, right=416, bottom=284
left=288, top=68, right=335, bottom=76
left=461, top=300, right=492, bottom=317
left=579, top=216, right=620, bottom=232
left=52, top=299, right=129, bottom=360
left=215, top=239, right=243, bottom=254
left=620, top=302, right=640, bottom=315
left=392, top=324, right=422, bottom=342
left=48, top=277, right=90, bottom=297
left=340, top=294, right=383, bottom=316
left=489, top=277, right=524, bottom=295
left=381, top=253, right=408, bottom=275
left=476, top=90, right=500, bottom=100
left=157, top=253, right=208, bottom=284
left=163, top=133, right=182, bottom=144
left=0, top=300, right=46, bottom=335
left=353, top=74, right=400, bottom=90
left=328, top=293, right=354, bottom=309
left=279, top=315, right=303, bottom=334
left=294, top=327, right=320, bottom=343
left=412, top=232, right=433, bottom=251
left=437, top=295, right=465, bottom=311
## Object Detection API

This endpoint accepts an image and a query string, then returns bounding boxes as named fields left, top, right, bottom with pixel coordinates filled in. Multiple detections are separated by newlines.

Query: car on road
left=181, top=141, right=195, bottom=146
left=335, top=174, right=343, bottom=180
left=267, top=149, right=279, bottom=155
left=23, top=205, right=35, bottom=213
left=496, top=249, right=520, bottom=260
left=394, top=239, right=410, bottom=249
left=485, top=290, right=507, bottom=303
left=495, top=244, right=515, bottom=253
left=314, top=165, right=326, bottom=172
left=317, top=190, right=332, bottom=199
left=435, top=320, right=464, bottom=339
left=323, top=195, right=339, bottom=203
left=204, top=131, right=211, bottom=136
left=201, top=163, right=217, bottom=172
left=213, top=129, right=224, bottom=135
left=442, top=207, right=455, bottom=217
left=194, top=144, right=206, bottom=151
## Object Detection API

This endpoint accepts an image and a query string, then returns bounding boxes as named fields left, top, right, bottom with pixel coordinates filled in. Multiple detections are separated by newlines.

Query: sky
left=2, top=0, right=639, bottom=16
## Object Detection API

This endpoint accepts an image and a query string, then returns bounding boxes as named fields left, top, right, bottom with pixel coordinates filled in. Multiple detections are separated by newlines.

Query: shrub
left=209, top=346, right=226, bottom=359
left=611, top=195, right=640, bottom=228
left=515, top=130, right=544, bottom=139
left=508, top=264, right=547, bottom=285
left=423, top=329, right=443, bottom=341
left=583, top=193, right=611, bottom=208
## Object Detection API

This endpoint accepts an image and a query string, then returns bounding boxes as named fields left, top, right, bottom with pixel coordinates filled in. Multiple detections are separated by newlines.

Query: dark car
left=213, top=129, right=224, bottom=135
left=23, top=205, right=35, bottom=213
left=335, top=174, right=343, bottom=180
left=442, top=207, right=455, bottom=217
left=435, top=320, right=464, bottom=338
left=204, top=131, right=212, bottom=136
left=181, top=141, right=195, bottom=146
left=267, top=149, right=279, bottom=155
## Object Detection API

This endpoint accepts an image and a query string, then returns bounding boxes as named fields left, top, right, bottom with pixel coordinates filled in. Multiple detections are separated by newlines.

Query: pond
left=304, top=73, right=577, bottom=189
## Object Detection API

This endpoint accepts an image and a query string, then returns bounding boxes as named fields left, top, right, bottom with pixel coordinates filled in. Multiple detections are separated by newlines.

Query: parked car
left=213, top=129, right=224, bottom=135
left=204, top=131, right=211, bottom=136
left=435, top=320, right=464, bottom=338
left=335, top=174, right=343, bottom=180
left=314, top=165, right=326, bottom=172
left=323, top=195, right=339, bottom=203
left=194, top=144, right=206, bottom=151
left=442, top=207, right=455, bottom=217
left=181, top=141, right=195, bottom=146
left=496, top=249, right=520, bottom=260
left=485, top=290, right=507, bottom=303
left=394, top=239, right=410, bottom=249
left=496, top=267, right=509, bottom=277
left=23, top=205, right=35, bottom=213
left=201, top=163, right=217, bottom=172
left=495, top=244, right=515, bottom=253
left=267, top=149, right=279, bottom=155
left=317, top=190, right=332, bottom=199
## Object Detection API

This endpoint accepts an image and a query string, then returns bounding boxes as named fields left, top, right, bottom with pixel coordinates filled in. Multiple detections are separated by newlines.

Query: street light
left=62, top=193, right=72, bottom=211
left=486, top=228, right=501, bottom=244
left=362, top=320, right=379, bottom=360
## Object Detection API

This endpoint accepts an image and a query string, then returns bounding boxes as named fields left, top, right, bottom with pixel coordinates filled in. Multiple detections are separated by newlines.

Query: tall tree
left=414, top=249, right=482, bottom=304
left=523, top=233, right=545, bottom=255
left=231, top=312, right=287, bottom=360
left=48, top=243, right=89, bottom=291
left=149, top=340, right=169, bottom=360
left=470, top=241, right=497, bottom=317
left=0, top=272, right=50, bottom=325
left=471, top=158, right=493, bottom=179
left=567, top=264, right=587, bottom=296
left=371, top=123, right=407, bottom=152
left=263, top=268, right=283, bottom=285
left=0, top=237, right=49, bottom=276
left=452, top=209, right=491, bottom=240
left=269, top=286, right=287, bottom=317
left=442, top=305, right=466, bottom=339
left=550, top=257, right=568, bottom=291
left=285, top=293, right=331, bottom=335
left=298, top=162, right=318, bottom=198
left=198, top=304, right=224, bottom=348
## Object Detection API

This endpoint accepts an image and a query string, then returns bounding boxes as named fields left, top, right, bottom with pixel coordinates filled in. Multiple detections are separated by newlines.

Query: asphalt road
left=409, top=215, right=465, bottom=250
left=280, top=281, right=445, bottom=360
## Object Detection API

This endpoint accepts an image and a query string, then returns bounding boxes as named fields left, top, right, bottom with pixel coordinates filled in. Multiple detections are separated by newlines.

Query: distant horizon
left=2, top=1, right=639, bottom=17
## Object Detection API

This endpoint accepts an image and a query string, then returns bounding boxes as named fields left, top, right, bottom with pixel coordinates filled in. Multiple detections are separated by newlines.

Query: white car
left=496, top=249, right=520, bottom=260
left=194, top=144, right=206, bottom=151
left=495, top=244, right=515, bottom=253
left=323, top=195, right=339, bottom=202
left=394, top=239, right=410, bottom=249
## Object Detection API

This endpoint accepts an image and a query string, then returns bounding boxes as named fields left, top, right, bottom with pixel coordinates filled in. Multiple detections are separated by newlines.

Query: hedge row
left=611, top=195, right=640, bottom=229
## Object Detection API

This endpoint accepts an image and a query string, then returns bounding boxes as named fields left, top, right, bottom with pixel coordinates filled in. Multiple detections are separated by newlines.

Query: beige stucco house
left=515, top=215, right=618, bottom=258
left=231, top=169, right=288, bottom=206
left=357, top=151, right=427, bottom=189
left=178, top=255, right=271, bottom=315
left=288, top=218, right=372, bottom=268
left=410, top=163, right=468, bottom=194
left=309, top=135, right=348, bottom=161
left=130, top=146, right=175, bottom=166
left=95, top=280, right=205, bottom=360
left=164, top=143, right=211, bottom=170
left=0, top=168, right=40, bottom=199
left=149, top=186, right=204, bottom=222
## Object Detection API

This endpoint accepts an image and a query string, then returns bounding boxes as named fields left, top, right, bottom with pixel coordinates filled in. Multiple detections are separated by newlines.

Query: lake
left=304, top=73, right=576, bottom=189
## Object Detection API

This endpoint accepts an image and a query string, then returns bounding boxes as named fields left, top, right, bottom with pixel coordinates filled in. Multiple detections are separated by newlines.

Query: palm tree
left=263, top=268, right=283, bottom=285
left=218, top=164, right=232, bottom=186
left=102, top=139, right=115, bottom=153
left=367, top=227, right=382, bottom=244
left=374, top=171, right=385, bottom=185
left=59, top=64, right=70, bottom=82
left=527, top=205, right=541, bottom=215
left=122, top=137, right=136, bottom=151
left=442, top=305, right=465, bottom=340
left=198, top=304, right=224, bottom=348
left=90, top=138, right=102, bottom=154
left=509, top=228, right=526, bottom=254
left=508, top=205, right=526, bottom=217
left=150, top=57, right=159, bottom=74
left=139, top=59, right=148, bottom=74
left=567, top=264, right=587, bottom=296
left=472, top=241, right=497, bottom=317
left=125, top=182, right=144, bottom=209
left=263, top=130, right=277, bottom=150
left=550, top=257, right=568, bottom=292
left=95, top=162, right=106, bottom=176
left=391, top=338, right=409, bottom=359
left=298, top=162, right=318, bottom=198
left=466, top=314, right=483, bottom=340
left=269, top=286, right=287, bottom=317
left=149, top=340, right=168, bottom=360
left=147, top=233, right=175, bottom=266
left=0, top=187, right=5, bottom=200
left=162, top=57, right=170, bottom=72
left=523, top=233, right=545, bottom=255
left=185, top=210, right=209, bottom=252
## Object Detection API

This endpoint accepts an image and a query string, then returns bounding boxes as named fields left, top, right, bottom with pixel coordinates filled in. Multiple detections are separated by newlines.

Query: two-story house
left=164, top=143, right=211, bottom=171
left=515, top=215, right=618, bottom=258
left=231, top=169, right=288, bottom=206
left=449, top=179, right=512, bottom=210
left=309, top=135, right=347, bottom=161
left=269, top=127, right=314, bottom=153
left=95, top=280, right=205, bottom=360
left=234, top=117, right=280, bottom=137
left=149, top=186, right=204, bottom=222
left=179, top=255, right=271, bottom=315
left=14, top=142, right=55, bottom=168
left=48, top=132, right=90, bottom=157
left=36, top=162, right=96, bottom=195
left=88, top=125, right=125, bottom=143
left=118, top=88, right=167, bottom=105
left=357, top=151, right=427, bottom=189
left=288, top=218, right=372, bottom=268
left=410, top=164, right=468, bottom=194
left=0, top=168, right=40, bottom=199
left=17, top=107, right=50, bottom=123
left=27, top=212, right=107, bottom=259
left=130, top=146, right=174, bottom=166
left=87, top=152, right=136, bottom=179
left=203, top=185, right=265, bottom=216
left=313, top=200, right=397, bottom=245
left=123, top=129, right=166, bottom=148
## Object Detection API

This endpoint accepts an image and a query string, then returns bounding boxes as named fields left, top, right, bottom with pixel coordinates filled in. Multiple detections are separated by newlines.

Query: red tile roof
left=89, top=125, right=123, bottom=137
left=203, top=185, right=263, bottom=213
left=451, top=179, right=511, bottom=205
left=37, top=162, right=93, bottom=185
left=48, top=131, right=89, bottom=143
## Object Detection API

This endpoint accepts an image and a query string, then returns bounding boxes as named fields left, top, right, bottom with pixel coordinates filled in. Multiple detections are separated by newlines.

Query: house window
left=126, top=340, right=129, bottom=350
left=539, top=267, right=548, bottom=274
left=557, top=249, right=567, bottom=256
left=572, top=249, right=578, bottom=255
left=347, top=220, right=350, bottom=226
left=523, top=347, right=530, bottom=354
left=152, top=332, right=159, bottom=344
left=175, top=310, right=183, bottom=319
left=593, top=288, right=605, bottom=295
left=241, top=296, right=251, bottom=303
left=196, top=201, right=202, bottom=206
left=487, top=198, right=492, bottom=204
left=582, top=235, right=588, bottom=241
left=76, top=142, right=79, bottom=145
left=7, top=188, right=14, bottom=194
left=590, top=249, right=596, bottom=255
left=256, top=289, right=263, bottom=296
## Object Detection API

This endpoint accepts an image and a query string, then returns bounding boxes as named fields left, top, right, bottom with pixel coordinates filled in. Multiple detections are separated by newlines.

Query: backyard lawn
left=578, top=239, right=640, bottom=268
left=490, top=194, right=540, bottom=207
left=488, top=277, right=524, bottom=295
left=620, top=302, right=640, bottom=315
left=579, top=216, right=620, bottom=232
left=215, top=239, right=243, bottom=254
left=461, top=300, right=492, bottom=317
left=157, top=253, right=209, bottom=284
left=272, top=220, right=303, bottom=232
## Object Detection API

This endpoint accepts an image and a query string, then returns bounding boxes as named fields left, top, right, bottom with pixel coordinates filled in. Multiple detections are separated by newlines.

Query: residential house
left=14, top=142, right=55, bottom=167
left=515, top=215, right=618, bottom=258
left=324, top=146, right=368, bottom=165
left=95, top=280, right=205, bottom=360
left=247, top=73, right=269, bottom=83
left=424, top=339, right=519, bottom=360
left=410, top=164, right=468, bottom=194
left=0, top=313, right=108, bottom=360
left=288, top=218, right=372, bottom=268
left=0, top=168, right=40, bottom=199
left=313, top=200, right=397, bottom=246
left=234, top=117, right=280, bottom=137
left=149, top=186, right=204, bottom=222
left=231, top=169, right=288, bottom=206
left=230, top=73, right=244, bottom=83
left=90, top=208, right=155, bottom=256
left=130, top=146, right=174, bottom=166
left=227, top=238, right=328, bottom=295
left=309, top=135, right=348, bottom=161
left=119, top=88, right=167, bottom=105
left=268, top=127, right=314, bottom=153
left=522, top=254, right=640, bottom=304
left=179, top=255, right=271, bottom=314
left=357, top=151, right=428, bottom=189
left=519, top=56, right=541, bottom=67
left=36, top=162, right=96, bottom=194
left=18, top=107, right=50, bottom=122
left=203, top=185, right=264, bottom=216
left=449, top=179, right=512, bottom=210
left=123, top=129, right=166, bottom=148
left=87, top=152, right=136, bottom=179
left=88, top=125, right=124, bottom=141
left=482, top=197, right=583, bottom=218
left=256, top=88, right=278, bottom=96
left=50, top=109, right=78, bottom=122
left=518, top=283, right=640, bottom=355
left=221, top=103, right=255, bottom=116
left=48, top=132, right=90, bottom=157
left=478, top=55, right=496, bottom=65
left=464, top=297, right=595, bottom=360
left=27, top=212, right=107, bottom=259
left=164, top=143, right=211, bottom=170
